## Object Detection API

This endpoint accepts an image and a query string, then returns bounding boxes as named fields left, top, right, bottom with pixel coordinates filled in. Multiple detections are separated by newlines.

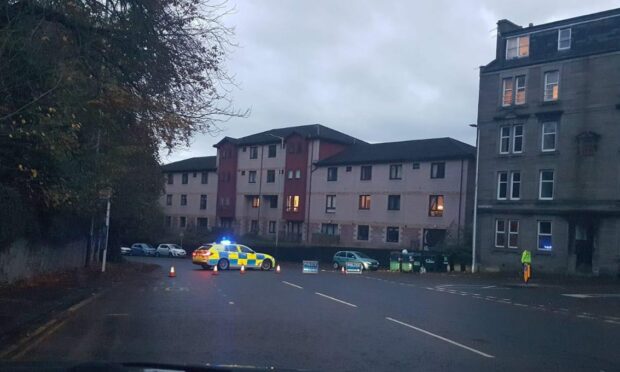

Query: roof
left=161, top=156, right=217, bottom=172
left=214, top=124, right=365, bottom=147
left=502, top=8, right=620, bottom=37
left=315, top=138, right=475, bottom=166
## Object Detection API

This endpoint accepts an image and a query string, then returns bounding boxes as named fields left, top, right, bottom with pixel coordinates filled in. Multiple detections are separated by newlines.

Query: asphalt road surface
left=11, top=257, right=620, bottom=371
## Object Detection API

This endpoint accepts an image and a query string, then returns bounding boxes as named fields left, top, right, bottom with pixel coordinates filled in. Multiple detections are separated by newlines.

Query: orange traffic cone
left=341, top=266, right=345, bottom=274
left=276, top=264, right=281, bottom=273
left=240, top=265, right=245, bottom=274
left=212, top=265, right=218, bottom=275
left=169, top=266, right=176, bottom=278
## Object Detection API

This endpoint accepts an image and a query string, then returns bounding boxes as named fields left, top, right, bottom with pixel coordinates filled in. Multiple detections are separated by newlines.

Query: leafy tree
left=0, top=1, right=242, bottom=253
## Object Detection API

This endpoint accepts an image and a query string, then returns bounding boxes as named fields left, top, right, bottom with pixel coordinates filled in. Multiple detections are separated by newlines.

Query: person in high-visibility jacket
left=521, top=249, right=532, bottom=265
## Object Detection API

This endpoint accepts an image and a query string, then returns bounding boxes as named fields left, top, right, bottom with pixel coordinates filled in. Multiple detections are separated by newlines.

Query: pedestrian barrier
left=345, top=262, right=363, bottom=274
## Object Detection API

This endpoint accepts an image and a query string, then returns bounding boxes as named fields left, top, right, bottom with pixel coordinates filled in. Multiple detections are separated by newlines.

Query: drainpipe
left=256, top=145, right=264, bottom=233
left=305, top=139, right=317, bottom=243
left=457, top=158, right=464, bottom=248
left=470, top=123, right=480, bottom=274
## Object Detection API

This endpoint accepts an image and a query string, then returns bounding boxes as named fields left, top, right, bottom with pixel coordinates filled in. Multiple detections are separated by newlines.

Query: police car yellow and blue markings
left=193, top=240, right=275, bottom=269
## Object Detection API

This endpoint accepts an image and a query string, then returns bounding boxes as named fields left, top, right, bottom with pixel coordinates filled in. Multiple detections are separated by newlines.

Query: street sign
left=302, top=260, right=319, bottom=274
left=345, top=262, right=363, bottom=274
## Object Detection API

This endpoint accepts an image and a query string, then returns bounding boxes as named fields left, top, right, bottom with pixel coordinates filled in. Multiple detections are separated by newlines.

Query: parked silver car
left=130, top=243, right=157, bottom=256
left=156, top=244, right=187, bottom=257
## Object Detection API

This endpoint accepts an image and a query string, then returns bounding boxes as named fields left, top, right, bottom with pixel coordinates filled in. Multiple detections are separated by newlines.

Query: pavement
left=1, top=256, right=619, bottom=371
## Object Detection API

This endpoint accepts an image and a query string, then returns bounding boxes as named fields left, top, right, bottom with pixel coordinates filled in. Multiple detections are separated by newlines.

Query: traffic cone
left=169, top=266, right=176, bottom=278
left=341, top=266, right=346, bottom=275
left=240, top=265, right=245, bottom=274
left=276, top=264, right=281, bottom=273
left=212, top=265, right=218, bottom=275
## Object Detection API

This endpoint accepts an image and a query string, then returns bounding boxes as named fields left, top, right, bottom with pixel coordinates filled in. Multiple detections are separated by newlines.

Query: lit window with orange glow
left=429, top=195, right=444, bottom=217
left=251, top=196, right=260, bottom=208
left=544, top=71, right=559, bottom=101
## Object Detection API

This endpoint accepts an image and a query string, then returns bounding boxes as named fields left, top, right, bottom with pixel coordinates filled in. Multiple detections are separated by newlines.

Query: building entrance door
left=574, top=223, right=594, bottom=273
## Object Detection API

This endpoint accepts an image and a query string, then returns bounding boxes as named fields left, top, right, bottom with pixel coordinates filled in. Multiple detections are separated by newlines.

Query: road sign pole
left=101, top=195, right=111, bottom=273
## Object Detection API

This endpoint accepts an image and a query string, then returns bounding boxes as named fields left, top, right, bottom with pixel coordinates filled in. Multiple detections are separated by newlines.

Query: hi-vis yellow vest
left=521, top=250, right=532, bottom=264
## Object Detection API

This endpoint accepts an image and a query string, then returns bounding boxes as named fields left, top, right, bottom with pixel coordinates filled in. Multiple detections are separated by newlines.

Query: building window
left=249, top=146, right=258, bottom=159
left=506, top=35, right=529, bottom=59
left=501, top=78, right=513, bottom=107
left=249, top=220, right=258, bottom=233
left=431, top=162, right=445, bottom=179
left=360, top=166, right=372, bottom=180
left=389, top=164, right=402, bottom=180
left=179, top=216, right=186, bottom=228
left=558, top=28, right=571, bottom=50
left=357, top=225, right=369, bottom=241
left=166, top=194, right=172, bottom=206
left=513, top=125, right=523, bottom=153
left=345, top=166, right=352, bottom=172
left=428, top=195, right=444, bottom=217
left=325, top=195, right=336, bottom=213
left=201, top=171, right=208, bottom=184
left=200, top=194, right=207, bottom=210
left=544, top=71, right=559, bottom=101
left=497, top=172, right=508, bottom=200
left=515, top=75, right=526, bottom=105
left=266, top=170, right=276, bottom=183
left=251, top=196, right=260, bottom=208
left=577, top=132, right=599, bottom=156
left=268, top=221, right=276, bottom=234
left=538, top=221, right=552, bottom=250
left=268, top=144, right=277, bottom=158
left=286, top=195, right=300, bottom=212
left=295, top=170, right=301, bottom=179
left=510, top=172, right=521, bottom=200
left=539, top=170, right=554, bottom=200
left=508, top=220, right=519, bottom=248
left=182, top=173, right=188, bottom=184
left=500, top=127, right=511, bottom=154
left=495, top=220, right=506, bottom=247
left=197, top=217, right=209, bottom=228
left=359, top=195, right=371, bottom=210
left=412, top=162, right=420, bottom=169
left=165, top=216, right=171, bottom=227
left=321, top=223, right=338, bottom=236
left=269, top=195, right=278, bottom=208
left=542, top=122, right=557, bottom=152
left=387, top=195, right=401, bottom=211
left=167, top=173, right=174, bottom=185
left=180, top=194, right=187, bottom=206
left=327, top=167, right=338, bottom=181
left=287, top=170, right=294, bottom=179
left=386, top=226, right=399, bottom=243
left=248, top=170, right=257, bottom=183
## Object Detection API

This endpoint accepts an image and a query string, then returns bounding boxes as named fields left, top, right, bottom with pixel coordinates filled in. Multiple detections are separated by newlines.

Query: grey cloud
left=163, top=0, right=619, bottom=162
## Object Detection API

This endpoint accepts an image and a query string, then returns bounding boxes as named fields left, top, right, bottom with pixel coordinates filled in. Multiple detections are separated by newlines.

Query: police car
left=192, top=240, right=276, bottom=271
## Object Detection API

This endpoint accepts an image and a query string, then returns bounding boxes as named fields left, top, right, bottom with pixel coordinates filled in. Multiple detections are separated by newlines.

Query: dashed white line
left=605, top=319, right=620, bottom=325
left=315, top=292, right=358, bottom=308
left=282, top=281, right=303, bottom=289
left=229, top=301, right=234, bottom=305
left=514, top=303, right=528, bottom=307
left=385, top=317, right=495, bottom=359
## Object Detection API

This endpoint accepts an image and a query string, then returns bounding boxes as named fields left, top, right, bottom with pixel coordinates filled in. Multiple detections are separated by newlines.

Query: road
left=11, top=256, right=620, bottom=371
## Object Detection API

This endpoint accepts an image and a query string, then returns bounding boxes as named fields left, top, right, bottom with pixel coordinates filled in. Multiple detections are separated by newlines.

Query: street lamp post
left=100, top=188, right=112, bottom=273
left=469, top=123, right=480, bottom=274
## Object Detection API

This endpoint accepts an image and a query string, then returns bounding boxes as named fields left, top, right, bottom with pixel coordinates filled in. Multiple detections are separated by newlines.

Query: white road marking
left=562, top=293, right=620, bottom=298
left=486, top=296, right=496, bottom=300
left=514, top=303, right=528, bottom=307
left=483, top=285, right=496, bottom=289
left=605, top=319, right=620, bottom=325
left=282, top=281, right=303, bottom=289
left=577, top=315, right=595, bottom=319
left=385, top=317, right=494, bottom=359
left=315, top=292, right=358, bottom=308
left=229, top=301, right=234, bottom=305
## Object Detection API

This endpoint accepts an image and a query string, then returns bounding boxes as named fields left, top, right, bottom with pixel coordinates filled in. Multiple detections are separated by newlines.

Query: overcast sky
left=163, top=0, right=619, bottom=163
